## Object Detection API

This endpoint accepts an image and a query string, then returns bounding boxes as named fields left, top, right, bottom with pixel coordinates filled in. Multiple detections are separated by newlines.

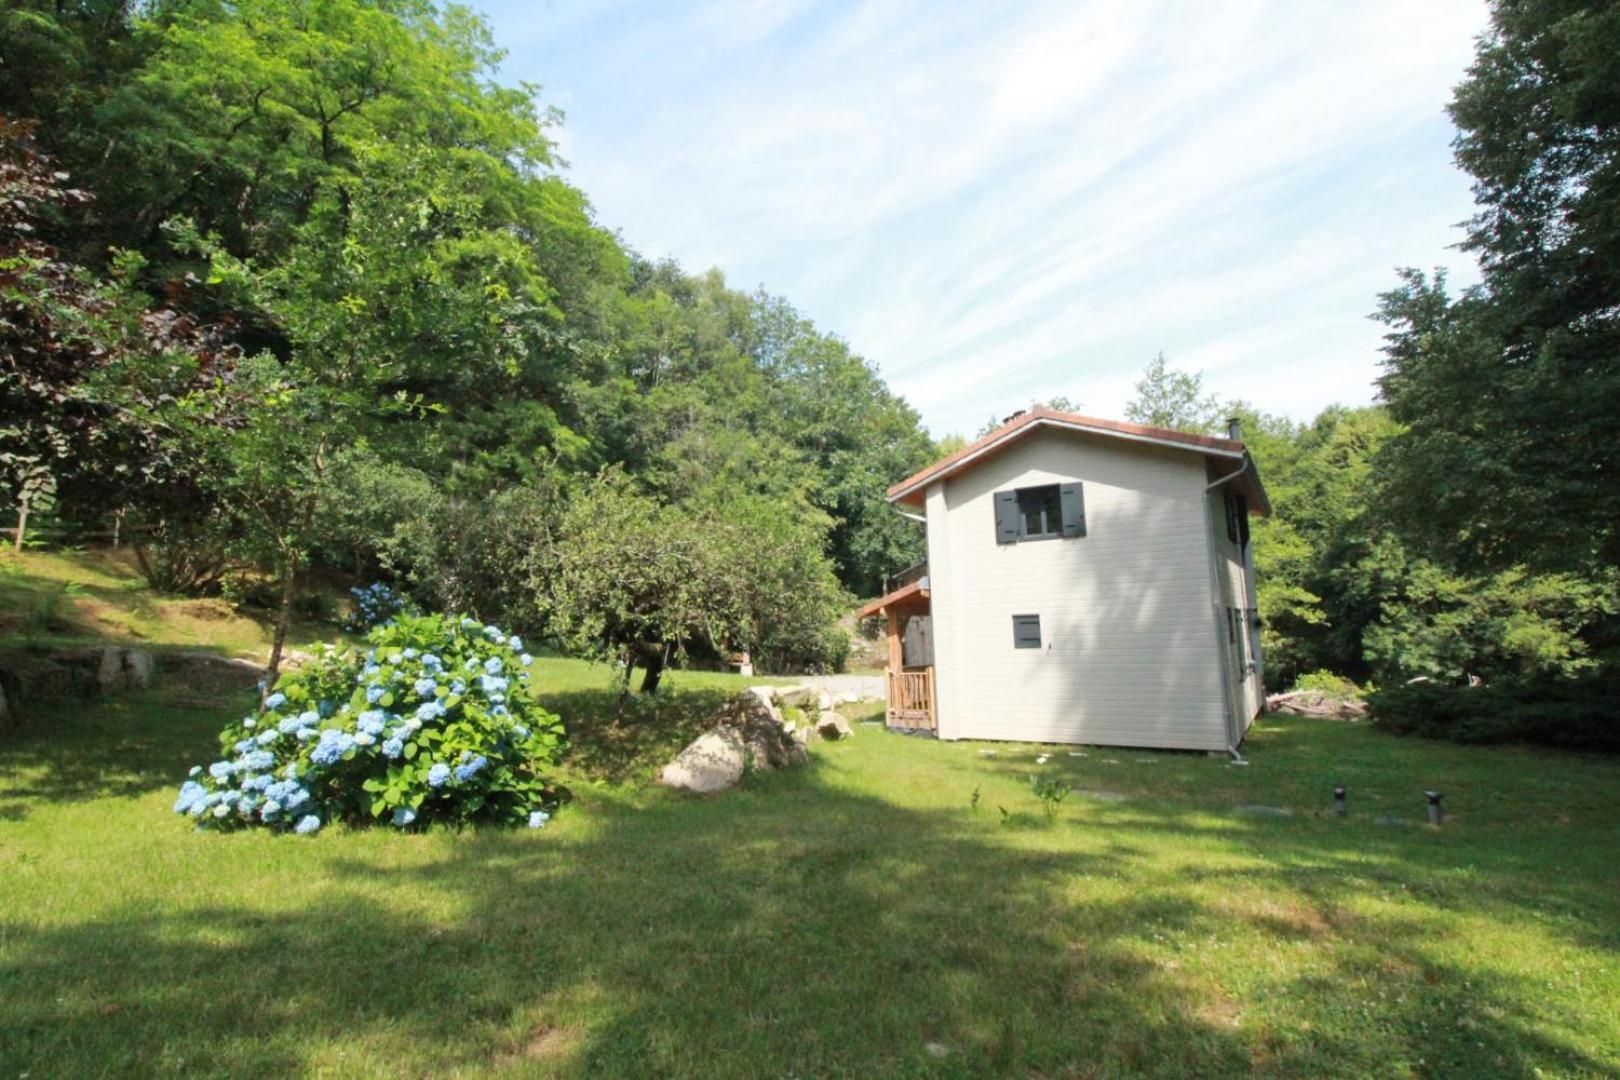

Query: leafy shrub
left=1369, top=668, right=1620, bottom=753
left=1291, top=670, right=1366, bottom=699
left=173, top=613, right=566, bottom=833
left=345, top=581, right=407, bottom=631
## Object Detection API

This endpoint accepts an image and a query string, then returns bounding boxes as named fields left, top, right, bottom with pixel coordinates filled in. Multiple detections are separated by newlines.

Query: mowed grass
left=3, top=672, right=1619, bottom=1075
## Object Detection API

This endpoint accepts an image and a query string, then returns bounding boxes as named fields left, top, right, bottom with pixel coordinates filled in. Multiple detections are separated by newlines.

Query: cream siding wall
left=927, top=427, right=1230, bottom=750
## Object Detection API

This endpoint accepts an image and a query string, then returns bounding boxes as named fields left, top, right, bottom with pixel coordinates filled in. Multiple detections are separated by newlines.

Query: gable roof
left=888, top=405, right=1269, bottom=513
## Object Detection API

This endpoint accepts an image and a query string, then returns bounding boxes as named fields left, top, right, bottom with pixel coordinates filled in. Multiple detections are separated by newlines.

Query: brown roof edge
left=888, top=406, right=1246, bottom=506
left=854, top=579, right=928, bottom=620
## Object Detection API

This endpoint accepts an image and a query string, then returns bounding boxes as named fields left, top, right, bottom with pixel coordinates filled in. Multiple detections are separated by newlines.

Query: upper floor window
left=1018, top=484, right=1062, bottom=539
left=994, top=482, right=1087, bottom=544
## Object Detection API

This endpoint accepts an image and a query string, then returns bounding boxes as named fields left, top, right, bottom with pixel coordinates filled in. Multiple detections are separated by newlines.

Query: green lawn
left=3, top=663, right=1619, bottom=1076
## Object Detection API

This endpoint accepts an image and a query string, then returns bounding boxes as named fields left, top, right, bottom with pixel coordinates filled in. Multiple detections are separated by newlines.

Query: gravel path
left=784, top=673, right=885, bottom=701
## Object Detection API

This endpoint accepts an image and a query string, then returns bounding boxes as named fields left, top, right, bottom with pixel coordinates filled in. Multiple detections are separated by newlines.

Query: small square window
left=1016, top=485, right=1062, bottom=540
left=1012, top=614, right=1042, bottom=649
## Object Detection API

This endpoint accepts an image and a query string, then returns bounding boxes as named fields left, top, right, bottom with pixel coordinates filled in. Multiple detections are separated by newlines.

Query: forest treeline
left=2, top=1, right=1616, bottom=743
left=0, top=0, right=935, bottom=684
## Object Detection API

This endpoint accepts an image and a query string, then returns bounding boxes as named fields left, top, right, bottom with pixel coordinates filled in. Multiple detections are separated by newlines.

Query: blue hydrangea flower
left=260, top=800, right=282, bottom=820
left=520, top=653, right=533, bottom=666
left=242, top=749, right=276, bottom=771
left=513, top=724, right=529, bottom=738
left=483, top=656, right=504, bottom=676
left=233, top=738, right=255, bottom=754
left=460, top=616, right=478, bottom=629
left=354, top=732, right=376, bottom=747
left=298, top=709, right=320, bottom=727
left=310, top=730, right=356, bottom=766
left=479, top=675, right=509, bottom=697
left=491, top=704, right=509, bottom=717
left=528, top=810, right=550, bottom=829
left=366, top=685, right=385, bottom=704
left=508, top=635, right=523, bottom=651
left=402, top=648, right=419, bottom=660
left=296, top=726, right=317, bottom=741
left=294, top=815, right=321, bottom=835
left=415, top=701, right=444, bottom=723
left=483, top=625, right=503, bottom=642
left=212, top=803, right=231, bottom=818
left=414, top=676, right=438, bottom=699
left=382, top=735, right=405, bottom=759
left=208, top=760, right=235, bottom=780
left=427, top=762, right=451, bottom=788
left=278, top=714, right=304, bottom=735
left=454, top=753, right=488, bottom=781
left=264, top=692, right=287, bottom=710
left=173, top=781, right=207, bottom=814
left=391, top=807, right=417, bottom=827
left=357, top=710, right=387, bottom=736
left=450, top=678, right=467, bottom=695
left=256, top=729, right=279, bottom=746
left=242, top=716, right=256, bottom=730
left=421, top=654, right=442, bottom=671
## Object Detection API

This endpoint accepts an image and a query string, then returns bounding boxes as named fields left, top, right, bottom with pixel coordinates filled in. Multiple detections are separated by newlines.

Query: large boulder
left=658, top=729, right=748, bottom=794
left=658, top=688, right=810, bottom=793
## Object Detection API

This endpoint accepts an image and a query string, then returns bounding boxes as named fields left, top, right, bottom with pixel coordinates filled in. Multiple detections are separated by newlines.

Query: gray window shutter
left=1059, top=482, right=1086, bottom=537
left=1012, top=614, right=1041, bottom=648
left=994, top=490, right=1020, bottom=544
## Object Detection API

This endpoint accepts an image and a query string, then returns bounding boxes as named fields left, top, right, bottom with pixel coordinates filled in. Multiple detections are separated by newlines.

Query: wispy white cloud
left=481, top=0, right=1490, bottom=435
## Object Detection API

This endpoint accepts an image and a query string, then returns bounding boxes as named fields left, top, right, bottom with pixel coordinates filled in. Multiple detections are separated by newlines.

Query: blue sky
left=479, top=0, right=1490, bottom=437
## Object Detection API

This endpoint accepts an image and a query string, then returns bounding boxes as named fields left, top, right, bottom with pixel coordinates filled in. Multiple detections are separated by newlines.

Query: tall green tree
left=1124, top=352, right=1225, bottom=434
left=1377, top=0, right=1620, bottom=574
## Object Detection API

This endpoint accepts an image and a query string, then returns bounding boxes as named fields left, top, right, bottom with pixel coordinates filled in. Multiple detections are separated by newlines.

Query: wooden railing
left=886, top=667, right=936, bottom=730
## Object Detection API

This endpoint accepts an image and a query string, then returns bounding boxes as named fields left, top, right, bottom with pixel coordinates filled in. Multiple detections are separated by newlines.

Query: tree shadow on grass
left=3, top=757, right=1614, bottom=1077
left=542, top=685, right=736, bottom=783
left=0, top=687, right=236, bottom=819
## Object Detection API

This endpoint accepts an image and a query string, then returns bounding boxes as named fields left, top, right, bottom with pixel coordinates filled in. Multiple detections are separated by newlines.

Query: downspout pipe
left=892, top=507, right=927, bottom=524
left=1203, top=461, right=1249, bottom=763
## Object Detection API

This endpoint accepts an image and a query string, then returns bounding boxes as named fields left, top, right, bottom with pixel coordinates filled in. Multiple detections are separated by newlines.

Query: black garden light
left=1426, top=790, right=1444, bottom=826
left=1333, top=785, right=1347, bottom=817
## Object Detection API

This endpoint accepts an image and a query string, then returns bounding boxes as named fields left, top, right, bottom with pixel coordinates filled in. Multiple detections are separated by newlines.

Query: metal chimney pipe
left=1226, top=417, right=1242, bottom=441
left=1425, top=790, right=1444, bottom=826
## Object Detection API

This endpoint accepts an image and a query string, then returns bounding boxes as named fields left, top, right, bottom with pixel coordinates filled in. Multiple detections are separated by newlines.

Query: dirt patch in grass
left=495, top=1023, right=584, bottom=1068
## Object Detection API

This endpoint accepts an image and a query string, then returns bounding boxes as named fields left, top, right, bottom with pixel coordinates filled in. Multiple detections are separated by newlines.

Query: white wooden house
left=856, top=407, right=1269, bottom=754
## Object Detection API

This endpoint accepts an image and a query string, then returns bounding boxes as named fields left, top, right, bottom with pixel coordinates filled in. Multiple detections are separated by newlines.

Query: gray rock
left=96, top=647, right=154, bottom=692
left=774, top=685, right=817, bottom=708
left=658, top=729, right=747, bottom=793
left=124, top=648, right=154, bottom=688
left=816, top=712, right=853, bottom=740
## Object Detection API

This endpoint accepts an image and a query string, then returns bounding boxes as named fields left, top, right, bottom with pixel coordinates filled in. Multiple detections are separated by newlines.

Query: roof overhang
left=887, top=406, right=1268, bottom=514
left=854, top=579, right=930, bottom=620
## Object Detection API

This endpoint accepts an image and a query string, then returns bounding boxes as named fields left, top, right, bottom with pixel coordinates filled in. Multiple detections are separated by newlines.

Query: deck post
left=885, top=607, right=902, bottom=724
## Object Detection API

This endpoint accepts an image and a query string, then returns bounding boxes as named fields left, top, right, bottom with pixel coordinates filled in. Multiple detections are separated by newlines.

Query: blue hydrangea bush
left=174, top=614, right=565, bottom=834
left=345, top=581, right=408, bottom=632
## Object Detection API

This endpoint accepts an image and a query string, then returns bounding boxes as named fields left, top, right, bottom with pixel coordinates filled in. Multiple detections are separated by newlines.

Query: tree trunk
left=638, top=642, right=669, bottom=695
left=13, top=495, right=27, bottom=554
left=262, top=550, right=298, bottom=706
